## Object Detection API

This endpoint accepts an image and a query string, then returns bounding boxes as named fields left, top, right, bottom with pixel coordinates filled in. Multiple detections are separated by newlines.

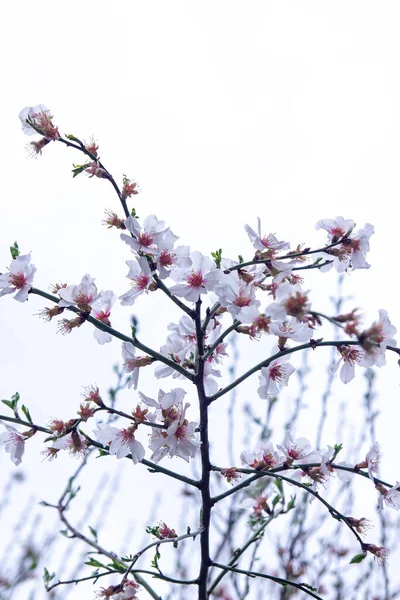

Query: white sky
left=1, top=2, right=400, bottom=598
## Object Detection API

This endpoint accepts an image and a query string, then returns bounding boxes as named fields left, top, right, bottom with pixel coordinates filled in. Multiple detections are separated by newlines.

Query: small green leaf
left=350, top=552, right=367, bottom=564
left=21, top=405, right=32, bottom=423
left=131, top=325, right=137, bottom=338
left=88, top=526, right=98, bottom=541
left=272, top=494, right=281, bottom=507
left=237, top=254, right=244, bottom=264
left=43, top=567, right=55, bottom=584
left=130, top=208, right=139, bottom=218
left=96, top=449, right=109, bottom=458
left=274, top=478, right=283, bottom=494
left=10, top=241, right=19, bottom=259
left=211, top=248, right=223, bottom=268
left=65, top=133, right=82, bottom=143
left=107, top=560, right=125, bottom=573
left=72, top=163, right=89, bottom=178
left=85, top=558, right=106, bottom=569
left=332, top=443, right=343, bottom=461
left=286, top=495, right=296, bottom=511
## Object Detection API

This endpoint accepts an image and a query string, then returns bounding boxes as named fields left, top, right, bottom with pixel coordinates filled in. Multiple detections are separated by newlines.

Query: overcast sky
left=1, top=2, right=400, bottom=598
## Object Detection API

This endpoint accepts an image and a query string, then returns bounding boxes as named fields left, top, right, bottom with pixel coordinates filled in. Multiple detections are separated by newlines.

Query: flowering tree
left=1, top=105, right=400, bottom=600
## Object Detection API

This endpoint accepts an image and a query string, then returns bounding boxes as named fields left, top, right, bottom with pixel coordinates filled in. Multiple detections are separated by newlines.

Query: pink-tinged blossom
left=151, top=229, right=191, bottom=279
left=0, top=254, right=36, bottom=302
left=19, top=105, right=59, bottom=140
left=148, top=406, right=200, bottom=464
left=269, top=318, right=313, bottom=344
left=58, top=274, right=100, bottom=311
left=245, top=218, right=290, bottom=256
left=94, top=423, right=145, bottom=464
left=211, top=271, right=260, bottom=323
left=315, top=217, right=354, bottom=241
left=96, top=580, right=140, bottom=599
left=90, top=290, right=116, bottom=344
left=277, top=431, right=313, bottom=466
left=139, top=387, right=187, bottom=421
left=378, top=482, right=400, bottom=511
left=154, top=334, right=192, bottom=380
left=356, top=442, right=381, bottom=481
left=121, top=215, right=169, bottom=256
left=266, top=282, right=310, bottom=321
left=257, top=353, right=295, bottom=398
left=359, top=309, right=397, bottom=368
left=122, top=342, right=143, bottom=389
left=241, top=442, right=282, bottom=470
left=51, top=431, right=88, bottom=457
left=168, top=251, right=216, bottom=302
left=316, top=217, right=374, bottom=272
left=119, top=256, right=154, bottom=305
left=0, top=422, right=25, bottom=466
left=330, top=345, right=365, bottom=384
left=364, top=544, right=390, bottom=566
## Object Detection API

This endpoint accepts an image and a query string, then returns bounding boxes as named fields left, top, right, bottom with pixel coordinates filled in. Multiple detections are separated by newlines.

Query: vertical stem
left=194, top=299, right=212, bottom=599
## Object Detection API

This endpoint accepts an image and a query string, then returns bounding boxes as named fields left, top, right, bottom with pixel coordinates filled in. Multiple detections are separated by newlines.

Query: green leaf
left=96, top=449, right=109, bottom=458
left=332, top=443, right=343, bottom=461
left=286, top=495, right=296, bottom=511
left=43, top=567, right=55, bottom=584
left=21, top=405, right=32, bottom=423
left=131, top=325, right=137, bottom=338
left=272, top=494, right=281, bottom=507
left=85, top=558, right=106, bottom=569
left=130, top=208, right=139, bottom=218
left=1, top=399, right=15, bottom=411
left=107, top=560, right=125, bottom=573
left=350, top=552, right=367, bottom=564
left=238, top=254, right=244, bottom=264
left=72, top=163, right=89, bottom=178
left=65, top=133, right=82, bottom=144
left=10, top=241, right=19, bottom=259
left=274, top=478, right=283, bottom=494
left=88, top=526, right=98, bottom=541
left=211, top=248, right=223, bottom=268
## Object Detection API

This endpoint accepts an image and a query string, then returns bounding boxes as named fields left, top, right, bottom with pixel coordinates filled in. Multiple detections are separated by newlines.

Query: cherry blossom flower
left=121, top=175, right=139, bottom=199
left=245, top=218, right=289, bottom=257
left=95, top=580, right=140, bottom=599
left=90, top=290, right=116, bottom=344
left=58, top=274, right=100, bottom=311
left=269, top=318, right=313, bottom=346
left=377, top=482, right=400, bottom=510
left=266, top=282, right=310, bottom=321
left=277, top=431, right=313, bottom=466
left=358, top=309, right=397, bottom=368
left=0, top=254, right=36, bottom=302
left=122, top=342, right=153, bottom=390
left=154, top=334, right=192, bottom=379
left=330, top=345, right=365, bottom=384
left=355, top=442, right=381, bottom=481
left=346, top=517, right=373, bottom=537
left=211, top=271, right=260, bottom=323
left=168, top=251, right=216, bottom=302
left=315, top=217, right=354, bottom=241
left=19, top=105, right=59, bottom=140
left=119, top=256, right=155, bottom=305
left=240, top=442, right=282, bottom=470
left=153, top=230, right=191, bottom=279
left=121, top=215, right=169, bottom=256
left=257, top=353, right=295, bottom=398
left=364, top=544, right=390, bottom=566
left=51, top=431, right=88, bottom=457
left=0, top=422, right=25, bottom=465
left=316, top=217, right=374, bottom=272
left=148, top=411, right=200, bottom=463
left=94, top=423, right=145, bottom=464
